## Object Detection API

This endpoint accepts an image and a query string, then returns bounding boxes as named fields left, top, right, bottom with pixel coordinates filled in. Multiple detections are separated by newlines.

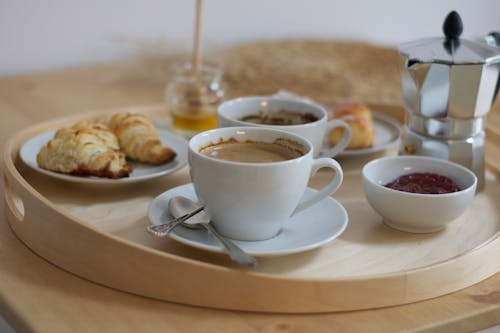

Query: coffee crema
left=199, top=139, right=303, bottom=163
left=240, top=109, right=318, bottom=126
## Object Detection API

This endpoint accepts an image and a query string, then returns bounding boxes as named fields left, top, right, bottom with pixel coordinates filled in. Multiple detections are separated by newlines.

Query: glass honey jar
left=165, top=61, right=225, bottom=138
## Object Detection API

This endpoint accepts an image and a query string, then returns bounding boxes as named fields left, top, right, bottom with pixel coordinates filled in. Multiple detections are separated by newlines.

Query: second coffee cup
left=217, top=96, right=352, bottom=158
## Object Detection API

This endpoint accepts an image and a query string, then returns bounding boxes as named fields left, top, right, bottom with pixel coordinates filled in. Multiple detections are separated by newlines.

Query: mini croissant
left=108, top=113, right=176, bottom=164
left=37, top=121, right=132, bottom=178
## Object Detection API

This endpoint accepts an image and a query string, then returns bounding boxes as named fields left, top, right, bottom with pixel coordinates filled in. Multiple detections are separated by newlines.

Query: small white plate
left=336, top=112, right=402, bottom=157
left=20, top=129, right=188, bottom=184
left=148, top=183, right=349, bottom=256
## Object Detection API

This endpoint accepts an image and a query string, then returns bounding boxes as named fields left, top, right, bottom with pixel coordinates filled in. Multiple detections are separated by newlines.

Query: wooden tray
left=3, top=104, right=500, bottom=313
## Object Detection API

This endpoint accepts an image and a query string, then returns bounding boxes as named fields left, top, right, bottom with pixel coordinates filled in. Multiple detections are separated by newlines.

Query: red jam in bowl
left=384, top=172, right=461, bottom=194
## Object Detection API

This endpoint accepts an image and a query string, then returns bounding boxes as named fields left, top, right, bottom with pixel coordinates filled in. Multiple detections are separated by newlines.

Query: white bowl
left=362, top=156, right=477, bottom=233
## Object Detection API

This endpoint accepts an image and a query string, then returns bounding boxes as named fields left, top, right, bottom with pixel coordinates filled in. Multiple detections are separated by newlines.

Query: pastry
left=108, top=113, right=176, bottom=164
left=37, top=122, right=132, bottom=178
left=328, top=101, right=375, bottom=149
left=71, top=121, right=120, bottom=150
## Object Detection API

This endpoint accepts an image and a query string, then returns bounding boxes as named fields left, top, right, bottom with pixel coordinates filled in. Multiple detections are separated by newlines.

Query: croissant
left=328, top=102, right=375, bottom=149
left=37, top=122, right=132, bottom=178
left=108, top=113, right=176, bottom=164
left=71, top=121, right=120, bottom=150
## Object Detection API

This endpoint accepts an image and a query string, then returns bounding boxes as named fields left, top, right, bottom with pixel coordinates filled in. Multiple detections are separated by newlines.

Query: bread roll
left=108, top=113, right=176, bottom=164
left=328, top=102, right=375, bottom=149
left=37, top=122, right=132, bottom=178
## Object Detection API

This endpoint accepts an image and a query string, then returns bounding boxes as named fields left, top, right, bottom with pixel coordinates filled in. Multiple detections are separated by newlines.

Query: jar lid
left=399, top=11, right=500, bottom=65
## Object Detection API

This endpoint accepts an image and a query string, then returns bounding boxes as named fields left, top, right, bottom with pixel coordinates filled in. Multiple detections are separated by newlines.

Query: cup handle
left=292, top=158, right=343, bottom=215
left=320, top=119, right=352, bottom=157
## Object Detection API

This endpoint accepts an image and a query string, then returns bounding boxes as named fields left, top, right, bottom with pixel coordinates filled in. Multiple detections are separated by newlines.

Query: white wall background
left=0, top=0, right=499, bottom=75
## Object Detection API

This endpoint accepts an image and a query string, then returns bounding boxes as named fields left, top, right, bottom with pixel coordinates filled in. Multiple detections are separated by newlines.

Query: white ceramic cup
left=189, top=126, right=344, bottom=241
left=217, top=96, right=352, bottom=158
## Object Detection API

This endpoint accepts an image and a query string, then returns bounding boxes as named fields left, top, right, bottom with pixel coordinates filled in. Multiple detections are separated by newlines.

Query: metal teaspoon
left=168, top=196, right=257, bottom=267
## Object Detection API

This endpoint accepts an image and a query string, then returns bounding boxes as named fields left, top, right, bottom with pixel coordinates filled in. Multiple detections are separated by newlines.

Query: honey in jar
left=166, top=62, right=224, bottom=138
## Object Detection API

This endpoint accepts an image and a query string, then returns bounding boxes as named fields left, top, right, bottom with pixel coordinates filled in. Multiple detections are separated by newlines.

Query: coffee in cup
left=189, top=127, right=344, bottom=241
left=199, top=139, right=303, bottom=163
left=239, top=109, right=318, bottom=125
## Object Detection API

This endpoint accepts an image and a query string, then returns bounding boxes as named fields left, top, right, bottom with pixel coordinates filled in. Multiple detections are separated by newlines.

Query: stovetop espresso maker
left=398, top=11, right=500, bottom=189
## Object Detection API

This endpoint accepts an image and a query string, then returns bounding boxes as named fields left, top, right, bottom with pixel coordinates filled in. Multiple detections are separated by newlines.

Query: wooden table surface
left=1, top=42, right=500, bottom=332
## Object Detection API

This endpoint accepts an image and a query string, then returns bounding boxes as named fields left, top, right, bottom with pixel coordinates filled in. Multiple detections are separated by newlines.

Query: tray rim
left=3, top=103, right=500, bottom=313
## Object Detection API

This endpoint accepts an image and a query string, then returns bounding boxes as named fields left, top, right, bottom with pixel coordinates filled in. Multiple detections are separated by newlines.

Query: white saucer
left=20, top=129, right=188, bottom=185
left=336, top=112, right=402, bottom=157
left=148, top=183, right=349, bottom=256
